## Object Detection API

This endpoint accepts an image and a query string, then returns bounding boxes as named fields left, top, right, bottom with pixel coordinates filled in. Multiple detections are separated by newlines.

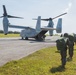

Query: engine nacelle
left=3, top=17, right=9, bottom=35
left=56, top=18, right=62, bottom=33
left=48, top=20, right=54, bottom=36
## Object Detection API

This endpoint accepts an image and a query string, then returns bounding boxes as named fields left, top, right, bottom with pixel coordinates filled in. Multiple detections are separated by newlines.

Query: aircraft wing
left=8, top=24, right=32, bottom=29
left=41, top=27, right=56, bottom=30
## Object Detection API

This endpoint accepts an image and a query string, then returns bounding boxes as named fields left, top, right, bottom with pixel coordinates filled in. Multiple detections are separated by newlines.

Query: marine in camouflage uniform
left=56, top=33, right=69, bottom=68
left=68, top=34, right=74, bottom=61
left=60, top=33, right=69, bottom=68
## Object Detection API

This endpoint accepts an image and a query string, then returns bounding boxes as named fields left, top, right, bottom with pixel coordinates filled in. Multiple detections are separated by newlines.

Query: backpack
left=68, top=35, right=74, bottom=46
left=56, top=38, right=67, bottom=50
left=68, top=35, right=74, bottom=42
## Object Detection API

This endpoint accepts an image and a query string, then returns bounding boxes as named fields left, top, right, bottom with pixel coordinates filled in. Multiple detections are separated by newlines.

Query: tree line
left=0, top=30, right=20, bottom=34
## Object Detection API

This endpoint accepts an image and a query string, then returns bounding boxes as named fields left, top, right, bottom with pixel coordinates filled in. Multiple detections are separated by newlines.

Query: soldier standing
left=67, top=34, right=74, bottom=61
left=56, top=33, right=69, bottom=68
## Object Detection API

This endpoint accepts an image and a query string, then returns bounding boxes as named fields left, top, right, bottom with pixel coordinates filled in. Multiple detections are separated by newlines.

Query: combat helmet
left=64, top=33, right=68, bottom=37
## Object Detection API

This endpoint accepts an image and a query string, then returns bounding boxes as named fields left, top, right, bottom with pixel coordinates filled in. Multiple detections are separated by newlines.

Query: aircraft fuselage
left=20, top=28, right=47, bottom=41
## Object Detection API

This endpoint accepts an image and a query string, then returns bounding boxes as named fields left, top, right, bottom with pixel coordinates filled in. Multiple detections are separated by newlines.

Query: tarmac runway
left=0, top=36, right=60, bottom=66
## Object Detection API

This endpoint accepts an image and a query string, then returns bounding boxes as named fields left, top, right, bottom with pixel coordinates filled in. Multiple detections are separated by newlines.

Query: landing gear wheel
left=25, top=37, right=28, bottom=40
left=22, top=37, right=24, bottom=40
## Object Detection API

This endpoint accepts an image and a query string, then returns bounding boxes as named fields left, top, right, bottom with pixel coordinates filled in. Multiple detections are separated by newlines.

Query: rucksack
left=68, top=35, right=74, bottom=42
left=56, top=38, right=67, bottom=50
left=68, top=35, right=74, bottom=46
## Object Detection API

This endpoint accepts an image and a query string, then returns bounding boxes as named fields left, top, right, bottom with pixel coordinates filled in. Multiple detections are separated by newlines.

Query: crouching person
left=56, top=33, right=69, bottom=68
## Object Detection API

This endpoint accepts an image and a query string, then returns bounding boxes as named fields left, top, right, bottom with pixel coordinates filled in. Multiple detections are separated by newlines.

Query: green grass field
left=0, top=45, right=76, bottom=75
left=0, top=34, right=20, bottom=38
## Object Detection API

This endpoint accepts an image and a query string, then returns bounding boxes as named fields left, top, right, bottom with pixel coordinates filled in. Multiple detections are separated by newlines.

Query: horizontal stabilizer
left=41, top=27, right=56, bottom=30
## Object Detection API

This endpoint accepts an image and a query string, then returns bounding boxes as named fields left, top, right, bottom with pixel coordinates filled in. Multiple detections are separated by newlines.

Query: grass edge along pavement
left=0, top=34, right=58, bottom=38
left=0, top=34, right=20, bottom=38
left=0, top=46, right=76, bottom=75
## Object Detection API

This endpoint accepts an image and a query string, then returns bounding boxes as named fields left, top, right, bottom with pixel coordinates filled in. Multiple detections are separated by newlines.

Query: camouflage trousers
left=68, top=46, right=74, bottom=58
left=60, top=49, right=67, bottom=66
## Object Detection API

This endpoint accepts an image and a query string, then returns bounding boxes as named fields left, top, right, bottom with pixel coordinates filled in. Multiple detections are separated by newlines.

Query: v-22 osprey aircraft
left=0, top=5, right=67, bottom=41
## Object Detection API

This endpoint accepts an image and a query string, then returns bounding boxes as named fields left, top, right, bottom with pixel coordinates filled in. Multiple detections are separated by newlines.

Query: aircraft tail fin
left=56, top=18, right=62, bottom=33
left=36, top=16, right=41, bottom=32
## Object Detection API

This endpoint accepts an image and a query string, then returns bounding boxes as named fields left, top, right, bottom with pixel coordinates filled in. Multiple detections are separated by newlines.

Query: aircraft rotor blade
left=33, top=18, right=52, bottom=21
left=0, top=16, right=4, bottom=18
left=32, top=18, right=37, bottom=20
left=3, top=5, right=8, bottom=16
left=52, top=12, right=67, bottom=19
left=1, top=5, right=23, bottom=19
left=41, top=18, right=52, bottom=21
left=33, top=12, right=67, bottom=21
left=7, top=15, right=23, bottom=19
left=41, top=19, right=49, bottom=21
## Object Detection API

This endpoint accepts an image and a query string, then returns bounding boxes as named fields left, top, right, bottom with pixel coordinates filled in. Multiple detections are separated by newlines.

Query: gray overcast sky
left=0, top=0, right=76, bottom=34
